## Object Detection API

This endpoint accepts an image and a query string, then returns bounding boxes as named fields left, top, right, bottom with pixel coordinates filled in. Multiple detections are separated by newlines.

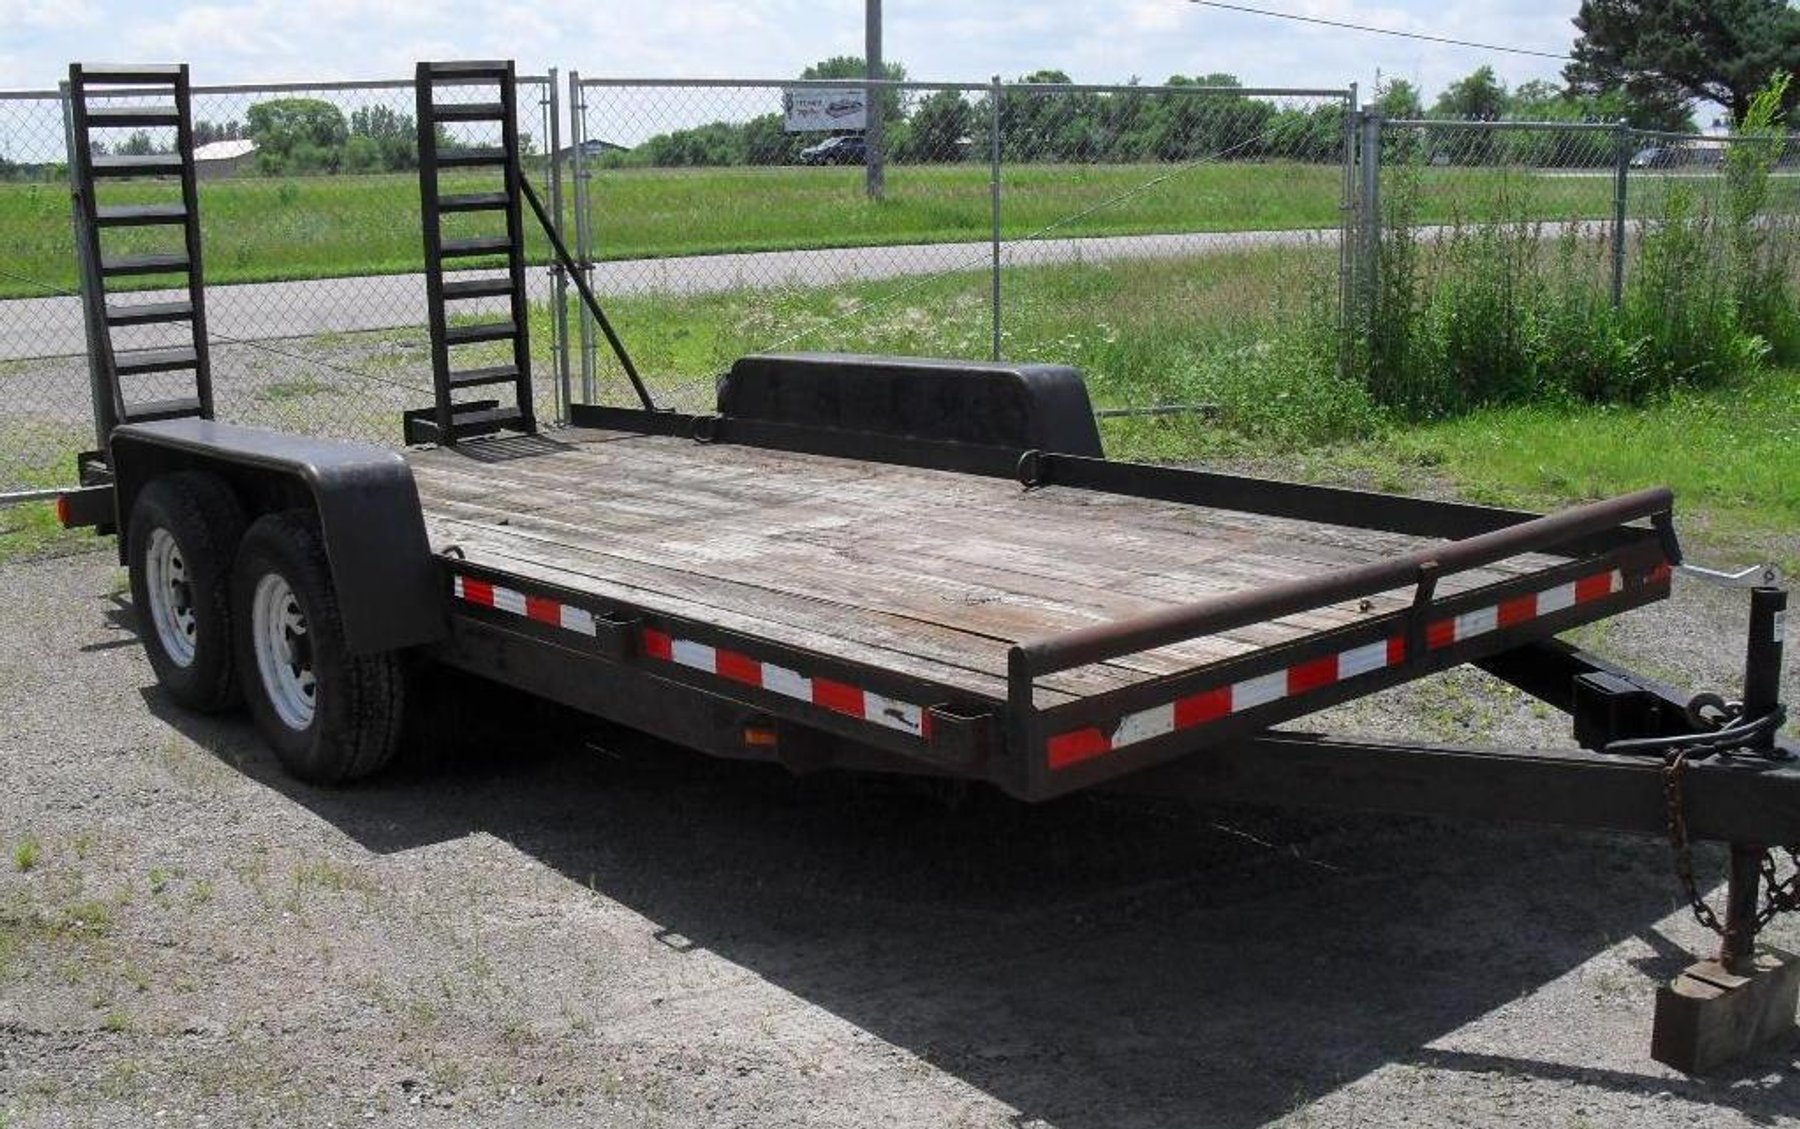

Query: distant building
left=194, top=138, right=258, bottom=179
left=555, top=138, right=625, bottom=163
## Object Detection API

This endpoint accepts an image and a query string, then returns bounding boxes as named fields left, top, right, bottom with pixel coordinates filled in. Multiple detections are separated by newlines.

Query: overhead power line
left=1187, top=1, right=1568, bottom=61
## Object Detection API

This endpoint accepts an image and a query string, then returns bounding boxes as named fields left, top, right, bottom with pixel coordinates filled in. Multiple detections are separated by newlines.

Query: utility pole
left=866, top=0, right=885, bottom=200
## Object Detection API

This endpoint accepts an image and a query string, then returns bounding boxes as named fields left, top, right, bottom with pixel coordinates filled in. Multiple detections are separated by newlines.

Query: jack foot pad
left=1651, top=946, right=1800, bottom=1073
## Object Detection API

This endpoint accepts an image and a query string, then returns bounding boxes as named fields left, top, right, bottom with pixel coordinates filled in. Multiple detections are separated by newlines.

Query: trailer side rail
left=1022, top=543, right=1669, bottom=798
left=1009, top=488, right=1675, bottom=797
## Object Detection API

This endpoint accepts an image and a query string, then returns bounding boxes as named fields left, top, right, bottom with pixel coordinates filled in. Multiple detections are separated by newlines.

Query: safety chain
left=1758, top=846, right=1800, bottom=930
left=1663, top=747, right=1800, bottom=935
left=1663, top=749, right=1725, bottom=936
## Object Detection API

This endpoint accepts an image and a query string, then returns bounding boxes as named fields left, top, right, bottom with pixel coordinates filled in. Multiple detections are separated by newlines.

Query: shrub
left=1348, top=79, right=1797, bottom=420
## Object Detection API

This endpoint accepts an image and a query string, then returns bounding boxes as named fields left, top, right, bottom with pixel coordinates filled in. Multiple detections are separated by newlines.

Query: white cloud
left=0, top=0, right=100, bottom=31
left=5, top=0, right=1579, bottom=98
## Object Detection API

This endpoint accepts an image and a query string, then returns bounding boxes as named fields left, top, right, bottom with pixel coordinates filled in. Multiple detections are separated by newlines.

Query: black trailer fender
left=110, top=420, right=445, bottom=655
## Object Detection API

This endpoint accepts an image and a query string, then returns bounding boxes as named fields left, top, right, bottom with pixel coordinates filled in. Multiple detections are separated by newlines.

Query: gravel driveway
left=2, top=545, right=1797, bottom=1128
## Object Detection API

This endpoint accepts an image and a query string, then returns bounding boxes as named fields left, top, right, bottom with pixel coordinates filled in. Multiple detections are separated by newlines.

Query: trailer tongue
left=53, top=58, right=1799, bottom=1073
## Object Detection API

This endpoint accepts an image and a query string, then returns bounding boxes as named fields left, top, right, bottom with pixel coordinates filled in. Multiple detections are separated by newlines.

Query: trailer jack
left=1649, top=584, right=1799, bottom=1072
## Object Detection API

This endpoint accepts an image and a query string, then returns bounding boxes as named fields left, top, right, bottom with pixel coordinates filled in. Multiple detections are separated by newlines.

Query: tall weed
left=1351, top=85, right=1793, bottom=419
left=1724, top=76, right=1800, bottom=359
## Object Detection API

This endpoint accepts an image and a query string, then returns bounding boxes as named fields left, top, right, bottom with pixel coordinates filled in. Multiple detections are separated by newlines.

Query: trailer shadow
left=147, top=692, right=1800, bottom=1128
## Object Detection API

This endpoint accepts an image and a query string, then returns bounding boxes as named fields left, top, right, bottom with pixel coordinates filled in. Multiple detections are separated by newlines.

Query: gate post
left=1611, top=118, right=1630, bottom=308
left=1357, top=109, right=1383, bottom=330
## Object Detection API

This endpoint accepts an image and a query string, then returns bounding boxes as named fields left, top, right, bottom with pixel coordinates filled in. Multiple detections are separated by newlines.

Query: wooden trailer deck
left=406, top=428, right=1570, bottom=707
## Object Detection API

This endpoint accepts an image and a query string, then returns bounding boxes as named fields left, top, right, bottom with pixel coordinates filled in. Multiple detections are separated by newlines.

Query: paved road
left=0, top=228, right=1333, bottom=361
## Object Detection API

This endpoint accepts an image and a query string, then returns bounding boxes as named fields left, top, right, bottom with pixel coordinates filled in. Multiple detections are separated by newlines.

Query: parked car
left=1631, top=143, right=1726, bottom=171
left=798, top=135, right=866, bottom=165
left=1689, top=143, right=1726, bottom=168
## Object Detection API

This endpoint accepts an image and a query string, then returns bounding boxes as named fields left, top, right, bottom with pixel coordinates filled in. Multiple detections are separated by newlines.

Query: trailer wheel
left=126, top=471, right=246, bottom=712
left=231, top=511, right=404, bottom=784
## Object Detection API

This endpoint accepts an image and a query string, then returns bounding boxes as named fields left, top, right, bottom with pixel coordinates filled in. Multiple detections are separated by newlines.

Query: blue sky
left=4, top=1, right=1580, bottom=99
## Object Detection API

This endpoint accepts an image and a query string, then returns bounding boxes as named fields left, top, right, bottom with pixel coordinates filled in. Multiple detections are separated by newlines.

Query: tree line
left=82, top=100, right=535, bottom=176
left=615, top=10, right=1800, bottom=172
left=17, top=6, right=1797, bottom=181
left=606, top=64, right=1353, bottom=170
left=608, top=56, right=1743, bottom=172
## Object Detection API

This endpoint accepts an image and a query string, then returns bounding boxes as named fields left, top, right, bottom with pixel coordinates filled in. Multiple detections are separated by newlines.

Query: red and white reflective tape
left=451, top=573, right=931, bottom=741
left=641, top=628, right=930, bottom=740
left=453, top=575, right=597, bottom=636
left=1424, top=568, right=1629, bottom=650
left=1047, top=635, right=1406, bottom=770
left=1047, top=562, right=1663, bottom=771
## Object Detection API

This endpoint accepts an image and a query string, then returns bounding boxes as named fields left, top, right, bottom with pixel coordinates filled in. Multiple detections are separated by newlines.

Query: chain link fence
left=6, top=72, right=1356, bottom=490
left=12, top=65, right=1796, bottom=492
left=568, top=77, right=1355, bottom=413
left=1, top=74, right=558, bottom=492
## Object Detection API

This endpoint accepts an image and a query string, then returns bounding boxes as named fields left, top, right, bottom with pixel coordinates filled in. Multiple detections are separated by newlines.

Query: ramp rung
left=440, top=235, right=512, bottom=259
left=101, top=251, right=190, bottom=277
left=76, top=65, right=183, bottom=85
left=447, top=364, right=522, bottom=389
left=442, top=275, right=515, bottom=300
left=114, top=346, right=199, bottom=375
left=436, top=147, right=508, bottom=168
left=105, top=300, right=192, bottom=326
left=444, top=322, right=517, bottom=346
left=404, top=405, right=527, bottom=445
left=433, top=102, right=506, bottom=122
left=120, top=397, right=203, bottom=423
left=86, top=107, right=181, bottom=128
left=91, top=154, right=184, bottom=178
left=439, top=192, right=510, bottom=213
left=425, top=61, right=511, bottom=79
left=94, top=203, right=188, bottom=227
left=445, top=406, right=526, bottom=438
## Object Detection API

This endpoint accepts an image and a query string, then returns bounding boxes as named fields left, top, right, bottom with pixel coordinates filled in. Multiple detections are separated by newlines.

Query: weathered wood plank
left=408, top=431, right=1579, bottom=703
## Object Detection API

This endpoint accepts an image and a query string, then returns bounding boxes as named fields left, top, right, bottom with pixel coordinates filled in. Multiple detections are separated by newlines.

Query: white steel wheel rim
left=251, top=572, right=316, bottom=730
left=145, top=528, right=198, bottom=668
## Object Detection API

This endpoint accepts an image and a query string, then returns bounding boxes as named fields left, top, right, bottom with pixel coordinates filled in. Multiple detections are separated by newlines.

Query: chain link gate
left=0, top=85, right=86, bottom=492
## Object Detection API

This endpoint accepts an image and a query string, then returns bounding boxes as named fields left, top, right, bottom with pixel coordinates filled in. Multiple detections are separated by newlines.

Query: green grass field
left=0, top=161, right=1622, bottom=299
left=1381, top=368, right=1800, bottom=550
left=574, top=244, right=1340, bottom=415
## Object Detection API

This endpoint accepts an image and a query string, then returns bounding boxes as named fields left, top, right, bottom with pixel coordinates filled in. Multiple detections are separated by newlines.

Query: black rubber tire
left=231, top=511, right=405, bottom=784
left=126, top=471, right=247, bottom=712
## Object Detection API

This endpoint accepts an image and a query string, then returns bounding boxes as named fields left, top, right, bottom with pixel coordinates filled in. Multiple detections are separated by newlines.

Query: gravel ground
left=2, top=544, right=1798, bottom=1128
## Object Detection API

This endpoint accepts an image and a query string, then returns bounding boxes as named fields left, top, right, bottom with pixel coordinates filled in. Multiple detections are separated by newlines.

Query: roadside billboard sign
left=784, top=88, right=867, bottom=132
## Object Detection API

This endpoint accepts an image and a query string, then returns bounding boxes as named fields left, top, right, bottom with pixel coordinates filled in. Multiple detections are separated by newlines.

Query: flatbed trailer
left=49, top=59, right=1800, bottom=1073
left=407, top=403, right=1674, bottom=802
